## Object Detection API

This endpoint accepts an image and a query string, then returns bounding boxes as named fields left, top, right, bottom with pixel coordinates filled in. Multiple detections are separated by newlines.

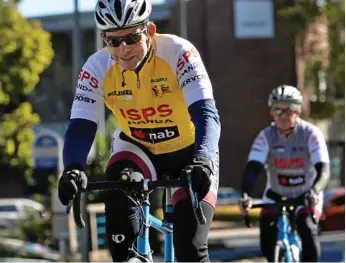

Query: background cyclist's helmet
left=94, top=0, right=152, bottom=31
left=268, top=85, right=303, bottom=107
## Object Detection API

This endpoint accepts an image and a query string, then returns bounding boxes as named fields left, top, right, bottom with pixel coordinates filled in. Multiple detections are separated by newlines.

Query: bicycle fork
left=277, top=213, right=301, bottom=262
left=277, top=213, right=294, bottom=262
left=288, top=216, right=301, bottom=262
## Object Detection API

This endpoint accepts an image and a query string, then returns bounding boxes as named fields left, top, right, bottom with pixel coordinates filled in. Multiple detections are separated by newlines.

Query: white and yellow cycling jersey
left=71, top=33, right=214, bottom=154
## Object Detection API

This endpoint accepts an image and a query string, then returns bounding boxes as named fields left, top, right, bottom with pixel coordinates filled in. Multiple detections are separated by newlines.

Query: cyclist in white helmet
left=58, top=0, right=220, bottom=261
left=239, top=85, right=330, bottom=262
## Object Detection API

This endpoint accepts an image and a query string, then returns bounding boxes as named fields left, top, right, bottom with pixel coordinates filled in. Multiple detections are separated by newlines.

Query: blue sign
left=34, top=134, right=59, bottom=148
left=33, top=130, right=62, bottom=169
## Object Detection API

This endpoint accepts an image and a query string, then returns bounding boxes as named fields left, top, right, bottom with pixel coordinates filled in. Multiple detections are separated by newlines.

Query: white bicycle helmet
left=268, top=85, right=303, bottom=107
left=94, top=0, right=152, bottom=31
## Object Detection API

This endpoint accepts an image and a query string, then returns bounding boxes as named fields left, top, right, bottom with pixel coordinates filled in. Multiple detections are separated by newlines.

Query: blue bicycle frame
left=137, top=188, right=175, bottom=262
left=246, top=196, right=309, bottom=263
left=276, top=206, right=301, bottom=262
left=68, top=170, right=206, bottom=262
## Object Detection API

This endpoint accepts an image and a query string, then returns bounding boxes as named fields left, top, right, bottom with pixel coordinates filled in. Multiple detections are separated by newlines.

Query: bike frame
left=137, top=188, right=175, bottom=262
left=277, top=206, right=301, bottom=262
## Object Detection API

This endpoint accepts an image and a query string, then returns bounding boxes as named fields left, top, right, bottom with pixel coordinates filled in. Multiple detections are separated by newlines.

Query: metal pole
left=95, top=27, right=106, bottom=138
left=179, top=0, right=188, bottom=39
left=73, top=1, right=89, bottom=262
left=73, top=0, right=83, bottom=83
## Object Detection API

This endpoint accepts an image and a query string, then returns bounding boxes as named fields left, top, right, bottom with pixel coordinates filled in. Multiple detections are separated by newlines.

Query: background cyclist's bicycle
left=245, top=190, right=316, bottom=263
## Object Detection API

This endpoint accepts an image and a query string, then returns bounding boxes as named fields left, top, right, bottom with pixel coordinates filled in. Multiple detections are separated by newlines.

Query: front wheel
left=274, top=242, right=287, bottom=262
left=128, top=256, right=151, bottom=263
left=128, top=257, right=142, bottom=263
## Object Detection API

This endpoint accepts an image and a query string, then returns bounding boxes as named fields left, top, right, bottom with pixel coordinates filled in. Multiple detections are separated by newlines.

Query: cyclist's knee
left=105, top=159, right=142, bottom=181
left=296, top=214, right=319, bottom=237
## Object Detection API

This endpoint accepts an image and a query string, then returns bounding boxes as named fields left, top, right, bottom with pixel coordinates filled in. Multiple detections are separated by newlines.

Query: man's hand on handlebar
left=58, top=164, right=88, bottom=206
left=182, top=155, right=212, bottom=201
left=238, top=193, right=253, bottom=216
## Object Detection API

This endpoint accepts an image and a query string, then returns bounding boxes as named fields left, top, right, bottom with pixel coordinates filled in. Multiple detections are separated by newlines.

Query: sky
left=18, top=0, right=166, bottom=18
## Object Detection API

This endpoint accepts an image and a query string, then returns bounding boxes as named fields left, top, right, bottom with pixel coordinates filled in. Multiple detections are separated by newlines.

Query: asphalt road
left=209, top=230, right=345, bottom=262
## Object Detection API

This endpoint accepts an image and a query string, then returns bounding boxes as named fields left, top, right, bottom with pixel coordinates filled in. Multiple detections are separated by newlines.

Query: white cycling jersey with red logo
left=248, top=118, right=330, bottom=198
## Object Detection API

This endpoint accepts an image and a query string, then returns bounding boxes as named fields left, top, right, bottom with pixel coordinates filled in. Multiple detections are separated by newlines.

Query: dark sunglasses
left=103, top=28, right=147, bottom=47
left=271, top=108, right=297, bottom=116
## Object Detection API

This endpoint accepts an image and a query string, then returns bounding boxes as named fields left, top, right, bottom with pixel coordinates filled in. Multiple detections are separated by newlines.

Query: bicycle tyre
left=128, top=257, right=142, bottom=263
left=274, top=242, right=287, bottom=262
left=128, top=257, right=151, bottom=263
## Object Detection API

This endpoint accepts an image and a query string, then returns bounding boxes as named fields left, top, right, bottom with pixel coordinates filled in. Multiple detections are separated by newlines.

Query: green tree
left=277, top=0, right=345, bottom=119
left=0, top=1, right=54, bottom=182
left=324, top=0, right=345, bottom=99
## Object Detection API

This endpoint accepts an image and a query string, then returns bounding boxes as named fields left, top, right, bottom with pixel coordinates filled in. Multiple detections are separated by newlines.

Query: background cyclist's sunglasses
left=271, top=108, right=298, bottom=116
left=103, top=29, right=147, bottom=47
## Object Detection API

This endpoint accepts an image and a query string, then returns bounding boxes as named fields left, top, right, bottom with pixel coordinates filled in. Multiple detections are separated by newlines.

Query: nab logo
left=279, top=175, right=305, bottom=186
left=130, top=126, right=179, bottom=143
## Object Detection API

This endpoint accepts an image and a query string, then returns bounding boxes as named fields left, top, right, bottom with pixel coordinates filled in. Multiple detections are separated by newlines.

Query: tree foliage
left=0, top=1, right=54, bottom=177
left=277, top=0, right=345, bottom=119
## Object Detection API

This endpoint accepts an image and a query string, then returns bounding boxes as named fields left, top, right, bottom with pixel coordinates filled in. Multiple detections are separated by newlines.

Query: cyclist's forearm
left=241, top=160, right=264, bottom=195
left=188, top=99, right=220, bottom=158
left=312, top=162, right=330, bottom=193
left=63, top=118, right=97, bottom=168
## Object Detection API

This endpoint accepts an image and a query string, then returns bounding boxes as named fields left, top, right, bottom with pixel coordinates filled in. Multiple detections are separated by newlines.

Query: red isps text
left=177, top=48, right=199, bottom=72
left=78, top=69, right=99, bottom=89
left=274, top=157, right=304, bottom=169
left=119, top=104, right=173, bottom=121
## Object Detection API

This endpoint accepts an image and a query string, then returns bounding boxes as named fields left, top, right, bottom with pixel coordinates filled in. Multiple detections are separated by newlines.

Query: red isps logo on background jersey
left=78, top=69, right=99, bottom=89
left=177, top=48, right=199, bottom=72
left=119, top=104, right=173, bottom=121
left=274, top=157, right=304, bottom=169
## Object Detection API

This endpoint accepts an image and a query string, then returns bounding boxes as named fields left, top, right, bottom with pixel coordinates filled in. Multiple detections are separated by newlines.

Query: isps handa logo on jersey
left=130, top=126, right=179, bottom=143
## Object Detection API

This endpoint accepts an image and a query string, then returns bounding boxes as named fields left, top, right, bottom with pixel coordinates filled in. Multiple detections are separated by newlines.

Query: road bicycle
left=67, top=167, right=206, bottom=262
left=245, top=190, right=316, bottom=262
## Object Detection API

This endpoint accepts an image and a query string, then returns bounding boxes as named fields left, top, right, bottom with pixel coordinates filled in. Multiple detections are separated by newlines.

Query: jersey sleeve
left=248, top=130, right=269, bottom=164
left=175, top=40, right=214, bottom=106
left=308, top=127, right=330, bottom=164
left=70, top=55, right=105, bottom=124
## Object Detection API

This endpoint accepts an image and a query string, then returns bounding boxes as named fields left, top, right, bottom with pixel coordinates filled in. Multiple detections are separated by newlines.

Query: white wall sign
left=234, top=0, right=275, bottom=39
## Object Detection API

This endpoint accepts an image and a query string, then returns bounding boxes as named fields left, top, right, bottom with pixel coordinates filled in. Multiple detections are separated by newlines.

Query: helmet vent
left=138, top=1, right=146, bottom=16
left=95, top=13, right=107, bottom=25
left=124, top=7, right=133, bottom=25
left=105, top=13, right=118, bottom=26
left=98, top=2, right=106, bottom=8
left=114, top=0, right=123, bottom=21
